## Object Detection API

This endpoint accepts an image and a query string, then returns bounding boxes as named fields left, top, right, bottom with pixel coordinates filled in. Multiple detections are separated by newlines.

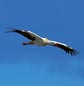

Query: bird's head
left=45, top=38, right=48, bottom=40
left=42, top=38, right=49, bottom=43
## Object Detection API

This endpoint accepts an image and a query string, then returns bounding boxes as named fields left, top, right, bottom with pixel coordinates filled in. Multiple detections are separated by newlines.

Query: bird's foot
left=22, top=42, right=28, bottom=46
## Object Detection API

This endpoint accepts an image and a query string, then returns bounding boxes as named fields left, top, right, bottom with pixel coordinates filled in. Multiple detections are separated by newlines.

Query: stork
left=6, top=27, right=79, bottom=56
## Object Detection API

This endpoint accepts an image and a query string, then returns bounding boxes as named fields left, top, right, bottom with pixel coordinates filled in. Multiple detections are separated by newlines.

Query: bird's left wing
left=6, top=27, right=42, bottom=41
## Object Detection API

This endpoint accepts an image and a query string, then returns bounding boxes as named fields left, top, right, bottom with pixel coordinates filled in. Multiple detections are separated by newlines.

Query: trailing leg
left=22, top=41, right=34, bottom=46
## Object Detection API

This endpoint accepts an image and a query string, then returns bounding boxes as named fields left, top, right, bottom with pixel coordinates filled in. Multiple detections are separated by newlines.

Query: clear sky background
left=0, top=0, right=84, bottom=86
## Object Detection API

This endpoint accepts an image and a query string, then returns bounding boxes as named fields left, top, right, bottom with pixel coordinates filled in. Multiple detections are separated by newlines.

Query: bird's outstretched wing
left=50, top=41, right=79, bottom=56
left=6, top=27, right=42, bottom=41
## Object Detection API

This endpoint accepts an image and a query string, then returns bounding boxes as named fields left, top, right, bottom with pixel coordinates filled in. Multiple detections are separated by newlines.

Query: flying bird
left=6, top=27, right=79, bottom=56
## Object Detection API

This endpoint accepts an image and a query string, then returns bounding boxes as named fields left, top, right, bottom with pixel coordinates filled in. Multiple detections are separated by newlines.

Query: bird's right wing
left=49, top=41, right=79, bottom=56
left=6, top=27, right=42, bottom=41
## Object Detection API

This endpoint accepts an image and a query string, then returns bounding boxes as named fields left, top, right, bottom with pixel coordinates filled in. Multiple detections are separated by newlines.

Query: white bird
left=6, top=27, right=79, bottom=56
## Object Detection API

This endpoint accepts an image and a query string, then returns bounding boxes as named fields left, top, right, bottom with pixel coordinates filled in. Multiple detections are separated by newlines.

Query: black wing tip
left=66, top=49, right=79, bottom=56
left=4, top=26, right=19, bottom=33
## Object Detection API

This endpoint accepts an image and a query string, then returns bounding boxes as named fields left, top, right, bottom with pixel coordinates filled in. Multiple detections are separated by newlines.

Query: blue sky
left=0, top=0, right=84, bottom=86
